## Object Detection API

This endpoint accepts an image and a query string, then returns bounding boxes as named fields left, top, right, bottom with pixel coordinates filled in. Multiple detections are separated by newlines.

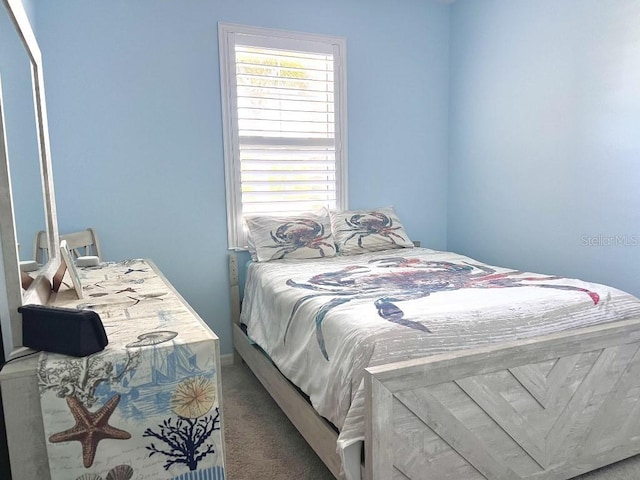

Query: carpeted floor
left=222, top=361, right=335, bottom=479
left=221, top=361, right=640, bottom=480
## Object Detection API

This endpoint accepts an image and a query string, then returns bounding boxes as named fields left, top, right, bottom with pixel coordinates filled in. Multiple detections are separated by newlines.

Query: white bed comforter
left=240, top=248, right=640, bottom=479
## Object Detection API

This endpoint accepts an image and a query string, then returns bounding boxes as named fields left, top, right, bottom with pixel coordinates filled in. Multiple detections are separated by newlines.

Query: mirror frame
left=0, top=0, right=59, bottom=356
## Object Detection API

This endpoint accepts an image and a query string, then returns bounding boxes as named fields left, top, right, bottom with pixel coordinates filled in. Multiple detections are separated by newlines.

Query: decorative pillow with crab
left=245, top=209, right=337, bottom=262
left=330, top=206, right=414, bottom=255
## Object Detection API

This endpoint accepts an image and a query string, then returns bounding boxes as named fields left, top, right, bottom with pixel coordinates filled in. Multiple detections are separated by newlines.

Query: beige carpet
left=221, top=361, right=640, bottom=480
left=222, top=361, right=334, bottom=479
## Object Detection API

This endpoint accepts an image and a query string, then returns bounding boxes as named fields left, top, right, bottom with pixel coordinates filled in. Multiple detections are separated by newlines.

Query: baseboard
left=220, top=353, right=234, bottom=366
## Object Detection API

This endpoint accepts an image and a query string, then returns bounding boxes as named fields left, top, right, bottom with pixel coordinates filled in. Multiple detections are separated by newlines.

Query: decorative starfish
left=49, top=394, right=131, bottom=467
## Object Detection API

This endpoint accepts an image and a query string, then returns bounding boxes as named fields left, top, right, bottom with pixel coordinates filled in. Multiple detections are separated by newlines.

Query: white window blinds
left=219, top=24, right=348, bottom=249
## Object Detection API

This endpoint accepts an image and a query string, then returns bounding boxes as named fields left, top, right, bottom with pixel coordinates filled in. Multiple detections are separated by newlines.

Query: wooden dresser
left=0, top=259, right=225, bottom=480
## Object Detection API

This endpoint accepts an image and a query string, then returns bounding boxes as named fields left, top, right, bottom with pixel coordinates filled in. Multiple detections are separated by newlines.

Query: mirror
left=0, top=5, right=46, bottom=266
left=0, top=0, right=59, bottom=357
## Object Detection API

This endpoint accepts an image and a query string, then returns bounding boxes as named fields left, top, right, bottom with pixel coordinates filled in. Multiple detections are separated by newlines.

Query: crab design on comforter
left=285, top=257, right=600, bottom=360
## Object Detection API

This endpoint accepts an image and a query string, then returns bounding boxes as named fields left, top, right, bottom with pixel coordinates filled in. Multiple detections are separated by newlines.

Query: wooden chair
left=33, top=228, right=103, bottom=264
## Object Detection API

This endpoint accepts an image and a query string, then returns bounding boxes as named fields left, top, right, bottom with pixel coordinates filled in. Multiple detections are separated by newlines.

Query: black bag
left=19, top=304, right=108, bottom=357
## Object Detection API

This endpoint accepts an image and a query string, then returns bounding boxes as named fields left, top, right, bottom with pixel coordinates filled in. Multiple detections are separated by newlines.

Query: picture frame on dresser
left=52, top=240, right=84, bottom=299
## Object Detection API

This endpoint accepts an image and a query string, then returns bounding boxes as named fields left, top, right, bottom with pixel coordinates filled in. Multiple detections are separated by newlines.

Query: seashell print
left=75, top=474, right=102, bottom=480
left=170, top=376, right=216, bottom=418
left=125, top=330, right=178, bottom=348
left=106, top=464, right=134, bottom=480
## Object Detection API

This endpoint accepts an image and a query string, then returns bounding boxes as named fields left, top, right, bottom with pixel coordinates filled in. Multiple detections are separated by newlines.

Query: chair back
left=33, top=228, right=102, bottom=264
left=33, top=230, right=49, bottom=264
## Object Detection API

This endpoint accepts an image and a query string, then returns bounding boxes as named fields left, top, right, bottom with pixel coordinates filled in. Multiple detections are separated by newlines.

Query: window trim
left=218, top=22, right=348, bottom=249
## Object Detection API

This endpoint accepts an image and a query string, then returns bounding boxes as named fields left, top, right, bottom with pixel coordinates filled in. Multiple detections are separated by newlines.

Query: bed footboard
left=365, top=319, right=640, bottom=480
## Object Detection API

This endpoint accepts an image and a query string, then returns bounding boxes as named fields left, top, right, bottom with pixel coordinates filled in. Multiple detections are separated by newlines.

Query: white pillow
left=330, top=206, right=414, bottom=255
left=245, top=209, right=337, bottom=262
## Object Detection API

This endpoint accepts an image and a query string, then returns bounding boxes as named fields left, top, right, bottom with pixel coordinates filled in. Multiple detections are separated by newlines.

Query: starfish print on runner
left=49, top=394, right=131, bottom=467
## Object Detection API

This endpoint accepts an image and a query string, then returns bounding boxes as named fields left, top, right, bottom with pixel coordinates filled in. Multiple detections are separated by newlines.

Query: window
left=219, top=23, right=348, bottom=249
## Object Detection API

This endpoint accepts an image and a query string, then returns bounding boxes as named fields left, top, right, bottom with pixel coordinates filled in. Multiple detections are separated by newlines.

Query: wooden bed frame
left=229, top=254, right=640, bottom=480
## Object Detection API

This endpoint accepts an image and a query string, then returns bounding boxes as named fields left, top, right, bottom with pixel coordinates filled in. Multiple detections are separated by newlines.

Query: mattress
left=239, top=247, right=640, bottom=479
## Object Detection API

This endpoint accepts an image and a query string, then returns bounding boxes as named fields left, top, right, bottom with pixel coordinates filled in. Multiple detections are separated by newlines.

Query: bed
left=230, top=213, right=640, bottom=480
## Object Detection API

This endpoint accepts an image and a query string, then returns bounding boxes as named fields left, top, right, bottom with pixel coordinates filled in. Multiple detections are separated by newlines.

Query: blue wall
left=34, top=0, right=451, bottom=355
left=22, top=0, right=36, bottom=29
left=449, top=0, right=640, bottom=297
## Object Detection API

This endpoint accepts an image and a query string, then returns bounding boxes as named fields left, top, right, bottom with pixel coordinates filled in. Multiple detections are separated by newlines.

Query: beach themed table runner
left=37, top=259, right=225, bottom=480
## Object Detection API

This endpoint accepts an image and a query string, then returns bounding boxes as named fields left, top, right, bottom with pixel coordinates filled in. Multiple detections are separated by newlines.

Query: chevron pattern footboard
left=364, top=320, right=640, bottom=480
